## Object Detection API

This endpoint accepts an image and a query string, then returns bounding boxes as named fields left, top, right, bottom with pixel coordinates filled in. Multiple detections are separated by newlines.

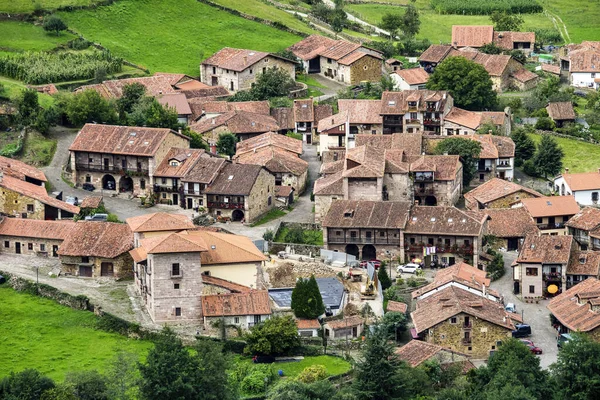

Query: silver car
left=397, top=263, right=421, bottom=274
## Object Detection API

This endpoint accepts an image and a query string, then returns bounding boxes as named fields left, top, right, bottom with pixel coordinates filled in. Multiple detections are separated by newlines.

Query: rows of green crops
left=430, top=0, right=543, bottom=15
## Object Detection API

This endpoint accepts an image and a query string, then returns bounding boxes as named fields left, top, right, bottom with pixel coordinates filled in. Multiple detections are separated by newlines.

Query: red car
left=359, top=260, right=382, bottom=269
left=527, top=344, right=543, bottom=355
left=519, top=339, right=535, bottom=346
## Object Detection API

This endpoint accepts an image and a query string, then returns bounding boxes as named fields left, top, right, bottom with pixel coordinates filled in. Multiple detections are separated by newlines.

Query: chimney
left=565, top=167, right=569, bottom=174
left=159, top=90, right=163, bottom=95
left=488, top=130, right=492, bottom=135
left=331, top=118, right=334, bottom=124
left=243, top=56, right=247, bottom=65
left=178, top=128, right=182, bottom=135
left=0, top=169, right=3, bottom=183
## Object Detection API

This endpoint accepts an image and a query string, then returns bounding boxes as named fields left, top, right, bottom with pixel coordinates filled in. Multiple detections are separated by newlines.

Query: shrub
left=406, top=277, right=419, bottom=288
left=240, top=365, right=276, bottom=394
left=522, top=159, right=539, bottom=177
left=535, top=117, right=555, bottom=131
left=296, top=365, right=328, bottom=384
left=263, top=229, right=275, bottom=241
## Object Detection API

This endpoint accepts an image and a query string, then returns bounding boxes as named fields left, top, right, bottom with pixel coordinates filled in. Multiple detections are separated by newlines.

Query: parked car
left=557, top=333, right=573, bottom=348
left=277, top=251, right=288, bottom=259
left=347, top=260, right=360, bottom=269
left=84, top=213, right=108, bottom=222
left=505, top=303, right=516, bottom=313
left=359, top=260, right=381, bottom=269
left=519, top=339, right=535, bottom=346
left=65, top=196, right=79, bottom=206
left=527, top=344, right=543, bottom=355
left=511, top=324, right=532, bottom=338
left=105, top=180, right=115, bottom=190
left=397, top=263, right=421, bottom=274
left=82, top=183, right=95, bottom=191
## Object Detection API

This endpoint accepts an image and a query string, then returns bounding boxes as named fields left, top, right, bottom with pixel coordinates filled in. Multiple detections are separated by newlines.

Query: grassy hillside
left=531, top=133, right=600, bottom=173
left=0, top=285, right=152, bottom=380
left=0, top=21, right=75, bottom=52
left=58, top=0, right=302, bottom=75
left=543, top=0, right=600, bottom=42
left=0, top=0, right=94, bottom=13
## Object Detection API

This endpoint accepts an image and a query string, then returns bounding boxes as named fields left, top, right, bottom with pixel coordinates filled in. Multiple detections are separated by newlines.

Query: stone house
left=547, top=102, right=576, bottom=128
left=58, top=221, right=134, bottom=278
left=407, top=154, right=462, bottom=207
left=156, top=93, right=193, bottom=125
left=566, top=251, right=600, bottom=289
left=396, top=340, right=475, bottom=372
left=293, top=98, right=333, bottom=144
left=442, top=108, right=511, bottom=136
left=547, top=277, right=600, bottom=339
left=338, top=99, right=383, bottom=136
left=451, top=25, right=535, bottom=54
left=464, top=178, right=542, bottom=210
left=385, top=58, right=403, bottom=72
left=126, top=212, right=195, bottom=248
left=193, top=100, right=270, bottom=124
left=204, top=163, right=275, bottom=223
left=469, top=135, right=516, bottom=184
left=317, top=111, right=351, bottom=154
left=75, top=73, right=201, bottom=99
left=288, top=35, right=383, bottom=85
left=411, top=286, right=518, bottom=359
left=513, top=234, right=573, bottom=298
left=201, top=291, right=271, bottom=329
left=180, top=156, right=227, bottom=211
left=511, top=69, right=540, bottom=91
left=519, top=195, right=580, bottom=235
left=200, top=48, right=296, bottom=93
left=560, top=41, right=600, bottom=89
left=483, top=208, right=539, bottom=251
left=566, top=207, right=600, bottom=250
left=554, top=168, right=600, bottom=206
left=0, top=217, right=73, bottom=257
left=391, top=68, right=429, bottom=91
left=323, top=316, right=365, bottom=340
left=69, top=124, right=190, bottom=197
left=189, top=110, right=280, bottom=144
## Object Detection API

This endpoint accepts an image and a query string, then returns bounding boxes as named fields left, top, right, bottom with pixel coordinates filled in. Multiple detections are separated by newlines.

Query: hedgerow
left=430, top=0, right=542, bottom=15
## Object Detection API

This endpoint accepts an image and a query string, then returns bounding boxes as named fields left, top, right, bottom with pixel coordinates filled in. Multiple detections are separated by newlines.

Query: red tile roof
left=452, top=25, right=494, bottom=47
left=560, top=171, right=600, bottom=192
left=294, top=99, right=314, bottom=122
left=395, top=340, right=445, bottom=367
left=493, top=31, right=535, bottom=50
left=521, top=196, right=579, bottom=218
left=76, top=74, right=180, bottom=99
left=202, top=48, right=291, bottom=72
left=204, top=163, right=264, bottom=196
left=139, top=231, right=208, bottom=254
left=483, top=208, right=539, bottom=238
left=317, top=111, right=348, bottom=133
left=157, top=93, right=192, bottom=116
left=511, top=68, right=538, bottom=83
left=405, top=206, right=486, bottom=236
left=568, top=251, right=600, bottom=276
left=322, top=200, right=411, bottom=228
left=0, top=155, right=47, bottom=182
left=0, top=217, right=74, bottom=240
left=407, top=155, right=461, bottom=181
left=181, top=156, right=226, bottom=184
left=380, top=90, right=451, bottom=115
left=79, top=196, right=103, bottom=209
left=386, top=301, right=408, bottom=313
left=394, top=68, right=429, bottom=85
left=444, top=107, right=481, bottom=130
left=126, top=212, right=194, bottom=233
left=326, top=315, right=365, bottom=330
left=0, top=174, right=79, bottom=214
left=464, top=178, right=542, bottom=208
left=202, top=275, right=252, bottom=293
left=355, top=133, right=423, bottom=155
left=419, top=45, right=453, bottom=64
left=338, top=100, right=383, bottom=124
left=547, top=277, right=600, bottom=331
left=547, top=102, right=576, bottom=121
left=201, top=290, right=271, bottom=317
left=153, top=148, right=208, bottom=178
left=235, top=146, right=308, bottom=176
left=313, top=171, right=344, bottom=196
left=541, top=64, right=561, bottom=75
left=566, top=207, right=600, bottom=231
left=190, top=111, right=279, bottom=136
left=517, top=234, right=573, bottom=264
left=236, top=132, right=303, bottom=155
left=296, top=319, right=321, bottom=329
left=411, top=262, right=498, bottom=299
left=58, top=221, right=133, bottom=258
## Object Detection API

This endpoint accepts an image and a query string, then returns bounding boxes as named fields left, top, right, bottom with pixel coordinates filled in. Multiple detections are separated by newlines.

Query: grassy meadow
left=531, top=133, right=600, bottom=173
left=0, top=0, right=94, bottom=13
left=236, top=355, right=351, bottom=378
left=0, top=285, right=152, bottom=381
left=0, top=21, right=75, bottom=52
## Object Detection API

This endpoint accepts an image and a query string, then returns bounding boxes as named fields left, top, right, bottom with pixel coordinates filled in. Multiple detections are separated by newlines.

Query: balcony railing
left=543, top=272, right=562, bottom=281
left=538, top=222, right=566, bottom=230
left=423, top=119, right=441, bottom=125
left=415, top=187, right=435, bottom=195
left=496, top=162, right=511, bottom=169
left=154, top=185, right=179, bottom=193
left=328, top=236, right=397, bottom=245
left=406, top=119, right=420, bottom=124
left=477, top=167, right=492, bottom=173
left=207, top=201, right=244, bottom=210
left=184, top=189, right=197, bottom=195
left=75, top=163, right=149, bottom=175
left=404, top=244, right=474, bottom=255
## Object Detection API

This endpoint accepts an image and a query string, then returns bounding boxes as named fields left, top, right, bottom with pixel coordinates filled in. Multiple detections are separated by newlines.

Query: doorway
left=232, top=209, right=245, bottom=221
left=187, top=198, right=193, bottom=209
left=345, top=244, right=359, bottom=258
left=52, top=245, right=58, bottom=257
left=79, top=266, right=93, bottom=277
left=101, top=262, right=114, bottom=277
left=119, top=176, right=134, bottom=192
left=15, top=242, right=21, bottom=254
left=173, top=193, right=179, bottom=206
left=362, top=244, right=376, bottom=260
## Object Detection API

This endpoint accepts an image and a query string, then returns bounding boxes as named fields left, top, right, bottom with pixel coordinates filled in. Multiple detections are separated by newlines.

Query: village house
left=513, top=234, right=574, bottom=297
left=469, top=134, right=515, bottom=184
left=566, top=250, right=600, bottom=289
left=338, top=99, right=383, bottom=136
left=58, top=221, right=134, bottom=278
left=293, top=98, right=333, bottom=144
left=560, top=41, right=600, bottom=89
left=78, top=196, right=103, bottom=214
left=547, top=102, right=576, bottom=128
left=411, top=286, right=518, bottom=359
left=511, top=68, right=540, bottom=91
left=189, top=109, right=280, bottom=144
left=386, top=301, right=408, bottom=314
left=192, top=100, right=270, bottom=124
left=385, top=58, right=403, bottom=72
left=0, top=217, right=73, bottom=257
left=323, top=316, right=365, bottom=340
left=554, top=168, right=600, bottom=206
left=541, top=63, right=561, bottom=76
left=126, top=212, right=195, bottom=248
left=201, top=291, right=271, bottom=329
left=464, top=178, right=542, bottom=210
left=204, top=163, right=275, bottom=223
left=156, top=93, right=193, bottom=125
left=200, top=47, right=296, bottom=93
left=442, top=107, right=512, bottom=136
left=317, top=111, right=351, bottom=153
left=380, top=90, right=453, bottom=135
left=412, top=261, right=501, bottom=302
left=270, top=107, right=295, bottom=135
left=288, top=34, right=383, bottom=85
left=483, top=208, right=539, bottom=251
left=269, top=277, right=347, bottom=316
left=391, top=68, right=429, bottom=90
left=566, top=207, right=600, bottom=250
left=547, top=277, right=600, bottom=339
left=396, top=340, right=475, bottom=372
left=181, top=156, right=227, bottom=211
left=69, top=124, right=190, bottom=196
left=451, top=25, right=535, bottom=54
left=296, top=319, right=321, bottom=337
left=519, top=195, right=580, bottom=235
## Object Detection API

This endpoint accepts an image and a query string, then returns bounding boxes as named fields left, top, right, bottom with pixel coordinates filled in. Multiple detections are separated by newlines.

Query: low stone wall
left=268, top=241, right=322, bottom=256
left=289, top=82, right=308, bottom=99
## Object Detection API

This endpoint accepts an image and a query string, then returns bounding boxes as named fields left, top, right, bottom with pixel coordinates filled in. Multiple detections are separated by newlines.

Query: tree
left=244, top=315, right=300, bottom=356
left=480, top=42, right=503, bottom=55
left=535, top=116, right=556, bottom=131
left=16, top=88, right=39, bottom=126
left=251, top=67, right=297, bottom=100
left=0, top=369, right=55, bottom=400
left=64, top=370, right=108, bottom=400
left=380, top=311, right=407, bottom=340
left=380, top=13, right=403, bottom=40
left=192, top=340, right=237, bottom=400
left=509, top=49, right=527, bottom=64
left=426, top=57, right=497, bottom=110
left=291, top=275, right=325, bottom=319
left=551, top=333, right=600, bottom=400
left=65, top=90, right=117, bottom=127
left=490, top=11, right=524, bottom=32
left=435, top=137, right=482, bottom=188
left=105, top=350, right=141, bottom=400
left=511, top=128, right=537, bottom=163
left=43, top=15, right=67, bottom=36
left=216, top=132, right=237, bottom=158
left=127, top=97, right=179, bottom=130
left=533, top=135, right=564, bottom=178
left=401, top=4, right=420, bottom=39
left=486, top=250, right=505, bottom=280
left=117, top=83, right=146, bottom=120
left=377, top=266, right=392, bottom=290
left=477, top=121, right=500, bottom=136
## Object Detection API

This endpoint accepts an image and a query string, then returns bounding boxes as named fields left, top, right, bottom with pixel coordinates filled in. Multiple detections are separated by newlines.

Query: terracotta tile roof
left=338, top=100, right=382, bottom=124
left=394, top=68, right=429, bottom=85
left=297, top=319, right=321, bottom=329
left=493, top=31, right=535, bottom=50
left=79, top=196, right=103, bottom=209
left=386, top=58, right=402, bottom=65
left=188, top=97, right=219, bottom=121
left=384, top=149, right=410, bottom=174
left=321, top=159, right=344, bottom=175
left=204, top=163, right=263, bottom=196
left=355, top=133, right=423, bottom=155
left=444, top=107, right=481, bottom=129
left=275, top=185, right=294, bottom=197
left=126, top=212, right=194, bottom=233
left=180, top=86, right=230, bottom=99
left=343, top=145, right=386, bottom=178
left=202, top=290, right=271, bottom=317
left=484, top=208, right=539, bottom=238
left=191, top=230, right=266, bottom=264
left=202, top=274, right=252, bottom=293
left=270, top=107, right=295, bottom=131
left=547, top=277, right=600, bottom=331
left=317, top=111, right=348, bottom=133
left=70, top=124, right=186, bottom=156
left=189, top=111, right=279, bottom=136
left=568, top=46, right=600, bottom=73
left=386, top=301, right=408, bottom=313
left=419, top=45, right=452, bottom=63
left=547, top=102, right=576, bottom=121
left=566, top=207, right=600, bottom=231
left=407, top=155, right=461, bottom=181
left=76, top=74, right=177, bottom=99
left=560, top=171, right=600, bottom=192
left=202, top=48, right=279, bottom=72
left=294, top=99, right=314, bottom=122
left=405, top=206, right=485, bottom=236
left=153, top=148, right=208, bottom=178
left=480, top=111, right=506, bottom=126
left=157, top=93, right=192, bottom=116
left=517, top=234, right=573, bottom=264
left=236, top=132, right=303, bottom=155
left=511, top=69, right=538, bottom=83
left=235, top=146, right=308, bottom=176
left=338, top=50, right=381, bottom=65
left=152, top=72, right=190, bottom=86
left=181, top=156, right=226, bottom=184
left=521, top=196, right=579, bottom=218
left=0, top=155, right=47, bottom=182
left=315, top=104, right=333, bottom=123
left=319, top=41, right=362, bottom=61
left=446, top=50, right=511, bottom=77
left=173, top=79, right=210, bottom=91
left=0, top=217, right=74, bottom=240
left=541, top=64, right=561, bottom=75
left=412, top=262, right=498, bottom=299
left=288, top=34, right=339, bottom=61
left=0, top=174, right=79, bottom=214
left=380, top=90, right=451, bottom=115
left=568, top=251, right=600, bottom=276
left=322, top=200, right=411, bottom=228
left=326, top=315, right=364, bottom=330
left=464, top=178, right=542, bottom=208
left=203, top=101, right=270, bottom=116
left=411, top=286, right=515, bottom=335
left=491, top=136, right=515, bottom=158
left=395, top=340, right=444, bottom=367
left=139, top=231, right=208, bottom=254
left=313, top=171, right=343, bottom=196
left=452, top=25, right=494, bottom=47
left=58, top=222, right=133, bottom=258
left=321, top=149, right=346, bottom=164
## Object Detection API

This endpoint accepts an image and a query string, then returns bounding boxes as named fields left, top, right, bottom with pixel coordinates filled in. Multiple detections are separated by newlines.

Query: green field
left=0, top=285, right=152, bottom=381
left=0, top=0, right=94, bottom=13
left=531, top=133, right=600, bottom=173
left=58, top=0, right=301, bottom=76
left=236, top=355, right=351, bottom=378
left=543, top=0, right=600, bottom=42
left=0, top=76, right=55, bottom=107
left=0, top=21, right=75, bottom=52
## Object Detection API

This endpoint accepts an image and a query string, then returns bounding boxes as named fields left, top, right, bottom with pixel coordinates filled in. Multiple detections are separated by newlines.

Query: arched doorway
left=119, top=176, right=134, bottom=192
left=362, top=244, right=376, bottom=260
left=345, top=244, right=359, bottom=259
left=231, top=209, right=245, bottom=221
left=102, top=174, right=116, bottom=190
left=424, top=196, right=437, bottom=206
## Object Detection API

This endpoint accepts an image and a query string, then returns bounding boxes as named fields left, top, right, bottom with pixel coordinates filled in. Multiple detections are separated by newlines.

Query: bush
left=296, top=365, right=328, bottom=384
left=406, top=277, right=419, bottom=288
left=263, top=229, right=275, bottom=241
left=522, top=159, right=539, bottom=177
left=240, top=365, right=276, bottom=394
left=535, top=117, right=555, bottom=131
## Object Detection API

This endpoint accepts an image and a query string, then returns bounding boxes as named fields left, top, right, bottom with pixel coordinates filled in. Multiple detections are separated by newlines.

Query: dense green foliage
left=511, top=127, right=537, bottom=165
left=533, top=135, right=564, bottom=178
left=490, top=11, right=524, bottom=31
left=0, top=50, right=122, bottom=84
left=244, top=316, right=300, bottom=356
left=377, top=266, right=393, bottom=290
left=291, top=275, right=326, bottom=319
left=486, top=249, right=505, bottom=281
left=380, top=312, right=408, bottom=341
left=0, top=369, right=56, bottom=400
left=435, top=137, right=482, bottom=188
left=216, top=133, right=237, bottom=158
left=229, top=67, right=296, bottom=102
left=43, top=15, right=68, bottom=36
left=430, top=0, right=542, bottom=15
left=61, top=90, right=118, bottom=127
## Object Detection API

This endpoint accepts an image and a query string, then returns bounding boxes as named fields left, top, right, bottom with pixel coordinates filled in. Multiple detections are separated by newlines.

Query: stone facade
left=404, top=234, right=480, bottom=267
left=324, top=227, right=404, bottom=261
left=424, top=313, right=512, bottom=359
left=0, top=235, right=62, bottom=257
left=347, top=178, right=382, bottom=201
left=315, top=194, right=340, bottom=224
left=60, top=252, right=133, bottom=279
left=347, top=54, right=383, bottom=85
left=277, top=169, right=307, bottom=196
left=0, top=188, right=45, bottom=219
left=204, top=314, right=269, bottom=331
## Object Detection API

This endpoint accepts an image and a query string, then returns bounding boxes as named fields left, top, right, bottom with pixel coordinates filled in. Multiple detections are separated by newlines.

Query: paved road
left=490, top=250, right=559, bottom=369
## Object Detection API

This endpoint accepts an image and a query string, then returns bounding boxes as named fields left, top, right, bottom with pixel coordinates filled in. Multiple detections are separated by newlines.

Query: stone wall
left=487, top=190, right=539, bottom=208
left=383, top=174, right=411, bottom=202
left=0, top=187, right=45, bottom=219
left=246, top=168, right=276, bottom=223
left=315, top=194, right=339, bottom=224
left=0, top=235, right=62, bottom=257
left=348, top=54, right=383, bottom=85
left=347, top=178, right=380, bottom=201
left=269, top=242, right=322, bottom=257
left=60, top=252, right=132, bottom=279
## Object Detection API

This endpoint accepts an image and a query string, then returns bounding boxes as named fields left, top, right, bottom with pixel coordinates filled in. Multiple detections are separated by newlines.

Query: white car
left=397, top=263, right=421, bottom=274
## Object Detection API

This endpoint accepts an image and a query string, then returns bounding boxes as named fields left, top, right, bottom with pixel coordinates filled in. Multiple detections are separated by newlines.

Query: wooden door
left=79, top=266, right=93, bottom=277
left=101, top=262, right=114, bottom=277
left=15, top=242, right=21, bottom=254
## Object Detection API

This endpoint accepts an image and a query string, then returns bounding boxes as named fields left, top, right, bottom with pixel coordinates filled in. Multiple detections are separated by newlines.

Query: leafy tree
left=16, top=88, right=39, bottom=126
left=380, top=13, right=403, bottom=40
left=477, top=122, right=500, bottom=136
left=426, top=57, right=497, bottom=110
left=94, top=66, right=107, bottom=84
left=244, top=315, right=300, bottom=356
left=64, top=370, right=108, bottom=400
left=127, top=97, right=179, bottom=130
left=401, top=4, right=420, bottom=39
left=490, top=11, right=524, bottom=32
left=193, top=340, right=237, bottom=400
left=511, top=128, right=537, bottom=163
left=43, top=15, right=68, bottom=36
left=533, top=75, right=561, bottom=103
left=263, top=229, right=275, bottom=241
left=285, top=225, right=305, bottom=243
left=216, top=132, right=237, bottom=157
left=533, top=135, right=563, bottom=178
left=65, top=90, right=117, bottom=127
left=267, top=380, right=337, bottom=400
left=253, top=67, right=297, bottom=100
left=291, top=275, right=325, bottom=319
left=377, top=265, right=392, bottom=290
left=551, top=333, right=600, bottom=400
left=480, top=42, right=503, bottom=55
left=105, top=350, right=141, bottom=400
left=366, top=40, right=396, bottom=59
left=486, top=251, right=505, bottom=280
left=117, top=83, right=146, bottom=120
left=509, top=50, right=527, bottom=64
left=228, top=90, right=256, bottom=102
left=40, top=385, right=78, bottom=400
left=0, top=369, right=55, bottom=400
left=380, top=311, right=407, bottom=341
left=435, top=137, right=482, bottom=188
left=185, top=130, right=209, bottom=151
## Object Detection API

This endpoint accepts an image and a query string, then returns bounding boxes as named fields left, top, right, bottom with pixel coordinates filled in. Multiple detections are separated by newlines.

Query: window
left=336, top=231, right=341, bottom=236
left=175, top=307, right=182, bottom=317
left=327, top=58, right=332, bottom=64
left=27, top=204, right=34, bottom=213
left=162, top=193, right=166, bottom=199
left=140, top=179, right=146, bottom=190
left=174, top=283, right=180, bottom=289
left=82, top=256, right=90, bottom=264
left=410, top=237, right=415, bottom=244
left=162, top=178, right=166, bottom=184
left=537, top=217, right=543, bottom=223
left=526, top=268, right=538, bottom=276
left=593, top=192, right=599, bottom=202
left=450, top=317, right=457, bottom=324
left=529, top=285, right=535, bottom=294
left=40, top=244, right=46, bottom=251
left=379, top=231, right=385, bottom=237
left=5, top=242, right=11, bottom=249
left=410, top=112, right=417, bottom=120
left=212, top=66, right=216, bottom=74
left=28, top=243, right=33, bottom=250
left=350, top=231, right=357, bottom=238
left=234, top=317, right=240, bottom=324
left=172, top=263, right=181, bottom=277
left=249, top=69, right=253, bottom=74
left=366, top=231, right=372, bottom=238
left=428, top=238, right=434, bottom=245
left=464, top=240, right=470, bottom=246
left=85, top=175, right=91, bottom=183
left=445, top=239, right=451, bottom=246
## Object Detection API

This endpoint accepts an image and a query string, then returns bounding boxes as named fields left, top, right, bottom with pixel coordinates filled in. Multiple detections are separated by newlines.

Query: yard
left=0, top=285, right=152, bottom=381
left=531, top=133, right=600, bottom=173
left=19, top=131, right=58, bottom=167
left=236, top=355, right=351, bottom=378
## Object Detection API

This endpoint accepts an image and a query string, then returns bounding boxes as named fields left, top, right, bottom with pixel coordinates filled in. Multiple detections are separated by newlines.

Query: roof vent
left=448, top=218, right=453, bottom=223
left=228, top=175, right=234, bottom=180
left=531, top=244, right=535, bottom=249
left=130, top=132, right=136, bottom=136
left=211, top=245, right=216, bottom=250
left=461, top=218, right=466, bottom=223
left=343, top=210, right=354, bottom=218
left=388, top=100, right=396, bottom=106
left=144, top=141, right=149, bottom=145
left=430, top=217, right=436, bottom=222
